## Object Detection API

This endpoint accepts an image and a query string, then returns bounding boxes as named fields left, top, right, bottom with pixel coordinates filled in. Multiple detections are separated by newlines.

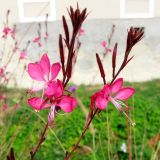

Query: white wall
left=0, top=0, right=160, bottom=25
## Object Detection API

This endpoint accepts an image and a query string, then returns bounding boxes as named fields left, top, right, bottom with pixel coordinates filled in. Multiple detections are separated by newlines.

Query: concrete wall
left=2, top=18, right=158, bottom=87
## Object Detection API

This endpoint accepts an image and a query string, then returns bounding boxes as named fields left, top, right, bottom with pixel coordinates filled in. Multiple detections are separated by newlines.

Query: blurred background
left=0, top=1, right=160, bottom=160
left=0, top=0, right=160, bottom=87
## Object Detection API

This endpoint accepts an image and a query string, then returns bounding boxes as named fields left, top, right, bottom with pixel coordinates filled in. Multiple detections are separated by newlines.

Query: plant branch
left=30, top=122, right=49, bottom=160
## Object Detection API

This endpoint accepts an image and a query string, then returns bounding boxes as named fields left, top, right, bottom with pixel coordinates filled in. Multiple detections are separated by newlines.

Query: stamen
left=122, top=111, right=136, bottom=126
left=116, top=100, right=127, bottom=107
left=115, top=100, right=135, bottom=126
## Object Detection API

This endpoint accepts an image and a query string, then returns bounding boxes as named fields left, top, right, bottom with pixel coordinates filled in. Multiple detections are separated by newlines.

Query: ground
left=0, top=79, right=160, bottom=160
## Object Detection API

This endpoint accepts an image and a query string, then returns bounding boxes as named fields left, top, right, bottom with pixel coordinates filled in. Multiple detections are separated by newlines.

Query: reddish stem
left=65, top=108, right=98, bottom=160
left=30, top=123, right=49, bottom=160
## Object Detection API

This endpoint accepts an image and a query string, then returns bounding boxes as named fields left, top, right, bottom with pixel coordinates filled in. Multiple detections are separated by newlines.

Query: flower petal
left=51, top=63, right=61, bottom=80
left=101, top=41, right=107, bottom=47
left=33, top=37, right=40, bottom=43
left=102, top=84, right=110, bottom=98
left=109, top=97, right=123, bottom=111
left=40, top=54, right=50, bottom=77
left=48, top=105, right=55, bottom=125
left=114, top=87, right=135, bottom=100
left=110, top=78, right=123, bottom=94
left=28, top=97, right=50, bottom=110
left=57, top=96, right=77, bottom=112
left=45, top=80, right=63, bottom=98
left=95, top=96, right=108, bottom=110
left=28, top=63, right=44, bottom=81
left=30, top=82, right=46, bottom=92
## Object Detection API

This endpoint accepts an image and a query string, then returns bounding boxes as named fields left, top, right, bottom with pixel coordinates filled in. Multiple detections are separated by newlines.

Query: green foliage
left=0, top=80, right=160, bottom=160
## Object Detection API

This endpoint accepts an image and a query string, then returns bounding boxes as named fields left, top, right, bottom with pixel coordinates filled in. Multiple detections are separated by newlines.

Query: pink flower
left=79, top=28, right=85, bottom=36
left=91, top=78, right=135, bottom=111
left=101, top=41, right=112, bottom=52
left=28, top=80, right=77, bottom=125
left=2, top=27, right=11, bottom=38
left=101, top=41, right=107, bottom=47
left=0, top=68, right=4, bottom=77
left=3, top=103, right=9, bottom=111
left=28, top=53, right=61, bottom=92
left=33, top=36, right=42, bottom=47
left=44, top=33, right=49, bottom=39
left=19, top=51, right=27, bottom=60
left=28, top=53, right=77, bottom=125
left=14, top=103, right=19, bottom=110
left=0, top=94, right=6, bottom=101
left=33, top=37, right=40, bottom=43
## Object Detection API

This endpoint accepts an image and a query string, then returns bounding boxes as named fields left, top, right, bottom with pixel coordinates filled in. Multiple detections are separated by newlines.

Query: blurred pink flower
left=0, top=68, right=4, bottom=77
left=101, top=40, right=112, bottom=52
left=101, top=41, right=107, bottom=47
left=3, top=103, right=9, bottom=111
left=33, top=37, right=40, bottom=43
left=14, top=103, right=19, bottom=110
left=2, top=26, right=11, bottom=38
left=19, top=51, right=27, bottom=60
left=33, top=36, right=42, bottom=47
left=0, top=94, right=6, bottom=101
left=79, top=28, right=85, bottom=36
left=91, top=78, right=135, bottom=111
left=44, top=33, right=49, bottom=39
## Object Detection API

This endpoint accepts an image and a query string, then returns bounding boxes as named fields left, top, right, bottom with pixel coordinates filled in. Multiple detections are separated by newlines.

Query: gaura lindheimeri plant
left=27, top=4, right=88, bottom=160
left=65, top=27, right=144, bottom=160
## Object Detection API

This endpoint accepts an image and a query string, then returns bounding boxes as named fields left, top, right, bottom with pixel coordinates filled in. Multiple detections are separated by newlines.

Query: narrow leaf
left=96, top=53, right=106, bottom=84
left=112, top=43, right=118, bottom=78
left=62, top=16, right=70, bottom=45
left=59, top=34, right=65, bottom=75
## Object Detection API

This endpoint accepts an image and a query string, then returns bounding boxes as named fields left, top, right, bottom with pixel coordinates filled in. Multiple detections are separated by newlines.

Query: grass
left=0, top=79, right=160, bottom=160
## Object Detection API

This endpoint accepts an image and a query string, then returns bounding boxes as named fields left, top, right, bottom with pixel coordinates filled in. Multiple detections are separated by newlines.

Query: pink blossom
left=44, top=33, right=49, bottom=39
left=101, top=41, right=107, bottom=47
left=79, top=28, right=85, bottom=36
left=19, top=51, right=27, bottom=60
left=28, top=53, right=77, bottom=125
left=0, top=94, right=6, bottom=100
left=3, top=103, right=9, bottom=111
left=2, top=27, right=11, bottom=38
left=14, top=103, right=19, bottom=110
left=28, top=53, right=61, bottom=92
left=0, top=68, right=4, bottom=77
left=91, top=78, right=135, bottom=111
left=33, top=37, right=40, bottom=43
left=28, top=97, right=50, bottom=110
left=28, top=80, right=77, bottom=125
left=101, top=41, right=112, bottom=52
left=33, top=36, right=42, bottom=47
